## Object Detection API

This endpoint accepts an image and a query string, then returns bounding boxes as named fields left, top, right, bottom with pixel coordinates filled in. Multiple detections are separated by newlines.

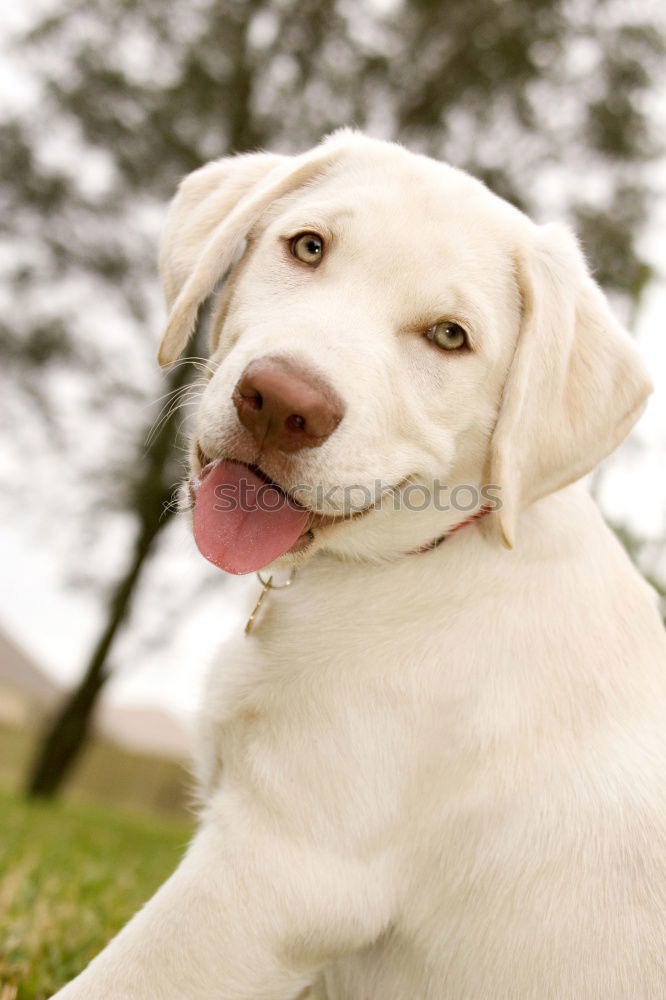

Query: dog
left=53, top=131, right=666, bottom=999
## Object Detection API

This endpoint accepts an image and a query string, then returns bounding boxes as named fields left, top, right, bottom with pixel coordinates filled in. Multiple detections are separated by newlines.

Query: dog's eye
left=290, top=232, right=324, bottom=266
left=426, top=321, right=468, bottom=351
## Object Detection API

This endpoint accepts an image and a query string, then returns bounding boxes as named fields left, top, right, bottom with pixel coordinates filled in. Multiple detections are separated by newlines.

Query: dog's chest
left=195, top=554, right=476, bottom=825
left=200, top=540, right=523, bottom=767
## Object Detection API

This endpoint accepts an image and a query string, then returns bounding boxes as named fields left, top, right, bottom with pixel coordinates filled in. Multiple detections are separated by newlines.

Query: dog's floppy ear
left=157, top=132, right=363, bottom=367
left=488, top=223, right=652, bottom=547
left=158, top=151, right=285, bottom=366
left=159, top=152, right=286, bottom=314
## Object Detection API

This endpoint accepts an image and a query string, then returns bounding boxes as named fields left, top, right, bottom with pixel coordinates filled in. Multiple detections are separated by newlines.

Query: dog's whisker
left=146, top=390, right=205, bottom=455
left=144, top=381, right=201, bottom=413
left=145, top=380, right=207, bottom=449
left=165, top=355, right=218, bottom=378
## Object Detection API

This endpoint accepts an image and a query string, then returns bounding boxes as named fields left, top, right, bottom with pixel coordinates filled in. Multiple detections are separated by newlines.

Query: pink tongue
left=192, top=460, right=310, bottom=575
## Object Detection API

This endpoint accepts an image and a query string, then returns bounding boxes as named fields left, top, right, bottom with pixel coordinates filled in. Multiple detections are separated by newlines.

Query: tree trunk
left=25, top=356, right=191, bottom=799
left=26, top=513, right=171, bottom=797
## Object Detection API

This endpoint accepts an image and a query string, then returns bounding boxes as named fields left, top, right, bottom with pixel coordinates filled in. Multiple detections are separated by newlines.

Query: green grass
left=0, top=788, right=193, bottom=999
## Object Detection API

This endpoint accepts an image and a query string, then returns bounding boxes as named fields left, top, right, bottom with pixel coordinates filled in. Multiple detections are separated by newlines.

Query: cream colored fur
left=53, top=132, right=666, bottom=1000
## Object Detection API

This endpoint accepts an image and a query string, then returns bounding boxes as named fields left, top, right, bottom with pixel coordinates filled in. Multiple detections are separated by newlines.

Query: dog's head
left=158, top=131, right=651, bottom=573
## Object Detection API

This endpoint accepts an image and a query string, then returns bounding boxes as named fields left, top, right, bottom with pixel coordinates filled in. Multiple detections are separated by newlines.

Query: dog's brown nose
left=232, top=356, right=345, bottom=453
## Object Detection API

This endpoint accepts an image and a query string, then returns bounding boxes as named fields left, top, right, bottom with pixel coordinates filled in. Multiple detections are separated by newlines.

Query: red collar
left=408, top=504, right=493, bottom=555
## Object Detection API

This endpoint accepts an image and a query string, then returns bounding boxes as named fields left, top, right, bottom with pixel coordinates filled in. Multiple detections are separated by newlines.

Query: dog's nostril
left=242, top=391, right=262, bottom=411
left=287, top=414, right=306, bottom=432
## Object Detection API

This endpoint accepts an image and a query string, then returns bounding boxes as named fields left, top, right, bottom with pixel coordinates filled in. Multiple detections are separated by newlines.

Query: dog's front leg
left=50, top=795, right=395, bottom=1000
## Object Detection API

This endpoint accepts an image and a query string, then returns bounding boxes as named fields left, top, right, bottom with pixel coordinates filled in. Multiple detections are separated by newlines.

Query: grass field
left=0, top=788, right=193, bottom=999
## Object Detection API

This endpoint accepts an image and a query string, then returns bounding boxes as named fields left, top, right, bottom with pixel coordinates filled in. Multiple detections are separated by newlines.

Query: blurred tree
left=0, top=0, right=662, bottom=796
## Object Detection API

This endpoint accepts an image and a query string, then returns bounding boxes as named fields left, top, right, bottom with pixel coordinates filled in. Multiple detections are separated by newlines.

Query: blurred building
left=0, top=627, right=60, bottom=726
left=0, top=625, right=189, bottom=758
left=0, top=626, right=192, bottom=816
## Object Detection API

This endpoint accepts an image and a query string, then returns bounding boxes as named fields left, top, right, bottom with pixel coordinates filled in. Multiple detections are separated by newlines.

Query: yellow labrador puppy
left=53, top=132, right=666, bottom=1000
